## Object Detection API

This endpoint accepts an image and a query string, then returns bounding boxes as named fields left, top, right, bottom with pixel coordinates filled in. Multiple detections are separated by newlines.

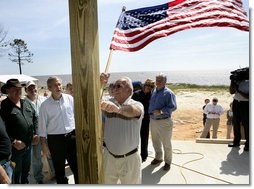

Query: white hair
left=156, top=72, right=167, bottom=83
left=121, top=76, right=133, bottom=95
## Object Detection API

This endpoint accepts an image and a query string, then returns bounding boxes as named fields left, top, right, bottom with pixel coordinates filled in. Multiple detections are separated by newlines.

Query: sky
left=0, top=0, right=251, bottom=76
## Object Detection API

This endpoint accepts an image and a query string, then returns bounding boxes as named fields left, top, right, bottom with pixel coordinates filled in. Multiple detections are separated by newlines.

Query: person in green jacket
left=0, top=79, right=38, bottom=184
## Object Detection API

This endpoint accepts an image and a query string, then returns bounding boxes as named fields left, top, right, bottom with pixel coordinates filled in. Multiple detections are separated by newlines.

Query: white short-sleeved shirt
left=38, top=94, right=75, bottom=137
left=204, top=103, right=224, bottom=119
left=103, top=97, right=144, bottom=155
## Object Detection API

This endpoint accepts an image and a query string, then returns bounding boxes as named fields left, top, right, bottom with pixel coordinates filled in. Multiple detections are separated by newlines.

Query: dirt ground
left=171, top=90, right=234, bottom=141
left=172, top=109, right=230, bottom=140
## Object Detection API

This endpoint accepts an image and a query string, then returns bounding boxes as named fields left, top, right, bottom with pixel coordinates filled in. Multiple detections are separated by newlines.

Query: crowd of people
left=0, top=67, right=249, bottom=184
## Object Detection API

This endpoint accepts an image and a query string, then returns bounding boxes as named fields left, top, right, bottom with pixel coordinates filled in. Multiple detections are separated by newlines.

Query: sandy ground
left=172, top=90, right=234, bottom=140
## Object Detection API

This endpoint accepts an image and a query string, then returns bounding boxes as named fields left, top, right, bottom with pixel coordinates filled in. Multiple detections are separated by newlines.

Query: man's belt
left=107, top=147, right=138, bottom=158
left=153, top=116, right=169, bottom=120
left=64, top=130, right=75, bottom=138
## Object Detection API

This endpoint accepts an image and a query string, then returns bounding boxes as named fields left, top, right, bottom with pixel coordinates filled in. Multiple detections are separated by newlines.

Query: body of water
left=34, top=69, right=232, bottom=87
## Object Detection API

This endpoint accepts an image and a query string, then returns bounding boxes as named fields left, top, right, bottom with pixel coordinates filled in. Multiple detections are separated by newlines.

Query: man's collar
left=156, top=86, right=165, bottom=92
left=114, top=96, right=131, bottom=106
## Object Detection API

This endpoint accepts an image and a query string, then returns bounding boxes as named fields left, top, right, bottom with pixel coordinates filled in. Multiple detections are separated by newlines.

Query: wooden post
left=68, top=0, right=103, bottom=184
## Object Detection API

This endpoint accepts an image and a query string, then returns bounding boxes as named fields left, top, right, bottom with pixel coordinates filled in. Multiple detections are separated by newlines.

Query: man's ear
left=127, top=88, right=132, bottom=95
left=6, top=88, right=10, bottom=94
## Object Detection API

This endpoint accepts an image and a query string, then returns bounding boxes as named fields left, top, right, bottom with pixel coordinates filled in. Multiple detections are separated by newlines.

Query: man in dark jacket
left=0, top=79, right=38, bottom=184
left=228, top=69, right=249, bottom=151
left=0, top=116, right=13, bottom=184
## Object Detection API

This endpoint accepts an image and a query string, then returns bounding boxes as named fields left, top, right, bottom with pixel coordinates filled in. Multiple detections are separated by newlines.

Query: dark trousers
left=232, top=100, right=249, bottom=148
left=11, top=144, right=32, bottom=184
left=47, top=130, right=79, bottom=184
left=140, top=118, right=150, bottom=161
left=203, top=118, right=210, bottom=138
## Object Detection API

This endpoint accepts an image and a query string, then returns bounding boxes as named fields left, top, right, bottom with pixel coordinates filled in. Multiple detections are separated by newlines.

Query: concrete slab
left=39, top=140, right=249, bottom=185
left=142, top=140, right=249, bottom=185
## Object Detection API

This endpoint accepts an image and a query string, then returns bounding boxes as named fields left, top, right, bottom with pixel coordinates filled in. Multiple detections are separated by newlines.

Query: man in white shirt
left=101, top=76, right=144, bottom=184
left=38, top=76, right=78, bottom=184
left=200, top=97, right=223, bottom=139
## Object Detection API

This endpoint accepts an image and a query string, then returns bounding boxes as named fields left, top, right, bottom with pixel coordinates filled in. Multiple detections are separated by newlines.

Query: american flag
left=110, top=0, right=249, bottom=52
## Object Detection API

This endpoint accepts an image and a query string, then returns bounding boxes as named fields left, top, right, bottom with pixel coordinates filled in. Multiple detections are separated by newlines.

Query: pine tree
left=8, top=39, right=33, bottom=74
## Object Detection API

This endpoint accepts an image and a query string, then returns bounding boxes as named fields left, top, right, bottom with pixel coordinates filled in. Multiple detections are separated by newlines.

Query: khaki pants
left=103, top=148, right=141, bottom=184
left=226, top=124, right=233, bottom=139
left=200, top=118, right=220, bottom=138
left=150, top=118, right=173, bottom=165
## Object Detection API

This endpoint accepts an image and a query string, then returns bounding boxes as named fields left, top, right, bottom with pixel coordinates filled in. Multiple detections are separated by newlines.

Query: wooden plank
left=196, top=138, right=246, bottom=145
left=68, top=0, right=103, bottom=184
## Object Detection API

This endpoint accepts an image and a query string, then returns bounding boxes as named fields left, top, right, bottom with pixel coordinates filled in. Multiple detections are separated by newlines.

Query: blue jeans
left=1, top=161, right=14, bottom=183
left=32, top=143, right=44, bottom=183
left=11, top=144, right=32, bottom=184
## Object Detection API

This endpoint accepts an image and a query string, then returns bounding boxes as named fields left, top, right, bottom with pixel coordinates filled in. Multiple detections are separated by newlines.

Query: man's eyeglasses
left=114, top=84, right=124, bottom=89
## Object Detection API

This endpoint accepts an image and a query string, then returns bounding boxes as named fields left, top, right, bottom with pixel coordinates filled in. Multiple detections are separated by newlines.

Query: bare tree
left=8, top=39, right=33, bottom=74
left=0, top=24, right=8, bottom=56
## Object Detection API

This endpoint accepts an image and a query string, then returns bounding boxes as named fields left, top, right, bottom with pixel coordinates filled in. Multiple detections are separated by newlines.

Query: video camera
left=230, top=67, right=249, bottom=82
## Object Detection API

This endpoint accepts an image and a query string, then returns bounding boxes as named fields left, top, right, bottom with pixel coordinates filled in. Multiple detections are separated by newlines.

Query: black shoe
left=244, top=146, right=249, bottom=152
left=228, top=143, right=240, bottom=147
left=151, top=159, right=163, bottom=165
left=163, top=163, right=171, bottom=171
left=37, top=181, right=44, bottom=184
left=142, top=158, right=147, bottom=163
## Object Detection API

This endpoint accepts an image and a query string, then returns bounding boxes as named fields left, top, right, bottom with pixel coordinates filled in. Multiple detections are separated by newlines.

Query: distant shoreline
left=33, top=70, right=232, bottom=87
left=36, top=83, right=230, bottom=90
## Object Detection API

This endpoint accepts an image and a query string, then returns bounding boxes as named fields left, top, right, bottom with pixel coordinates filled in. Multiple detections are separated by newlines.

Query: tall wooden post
left=68, top=0, right=103, bottom=184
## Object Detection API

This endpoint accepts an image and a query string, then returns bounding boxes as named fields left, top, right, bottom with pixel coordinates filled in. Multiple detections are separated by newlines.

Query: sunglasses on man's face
left=114, top=83, right=124, bottom=89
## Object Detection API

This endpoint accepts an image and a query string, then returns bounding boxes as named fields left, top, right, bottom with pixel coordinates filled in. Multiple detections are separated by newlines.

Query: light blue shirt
left=24, top=95, right=47, bottom=115
left=38, top=94, right=75, bottom=137
left=148, top=86, right=177, bottom=119
left=24, top=95, right=47, bottom=134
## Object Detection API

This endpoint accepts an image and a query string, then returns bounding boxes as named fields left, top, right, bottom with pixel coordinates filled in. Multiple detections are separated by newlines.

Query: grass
left=102, top=83, right=230, bottom=94
left=166, top=83, right=229, bottom=94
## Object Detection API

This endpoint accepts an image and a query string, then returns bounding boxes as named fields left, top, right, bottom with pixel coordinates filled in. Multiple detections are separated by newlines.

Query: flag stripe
left=114, top=0, right=247, bottom=36
left=110, top=19, right=249, bottom=52
left=113, top=6, right=248, bottom=38
left=110, top=0, right=249, bottom=52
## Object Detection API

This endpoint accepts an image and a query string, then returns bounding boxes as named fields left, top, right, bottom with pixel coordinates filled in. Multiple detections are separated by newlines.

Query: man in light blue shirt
left=38, top=76, right=78, bottom=184
left=148, top=73, right=177, bottom=171
left=24, top=81, right=55, bottom=183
